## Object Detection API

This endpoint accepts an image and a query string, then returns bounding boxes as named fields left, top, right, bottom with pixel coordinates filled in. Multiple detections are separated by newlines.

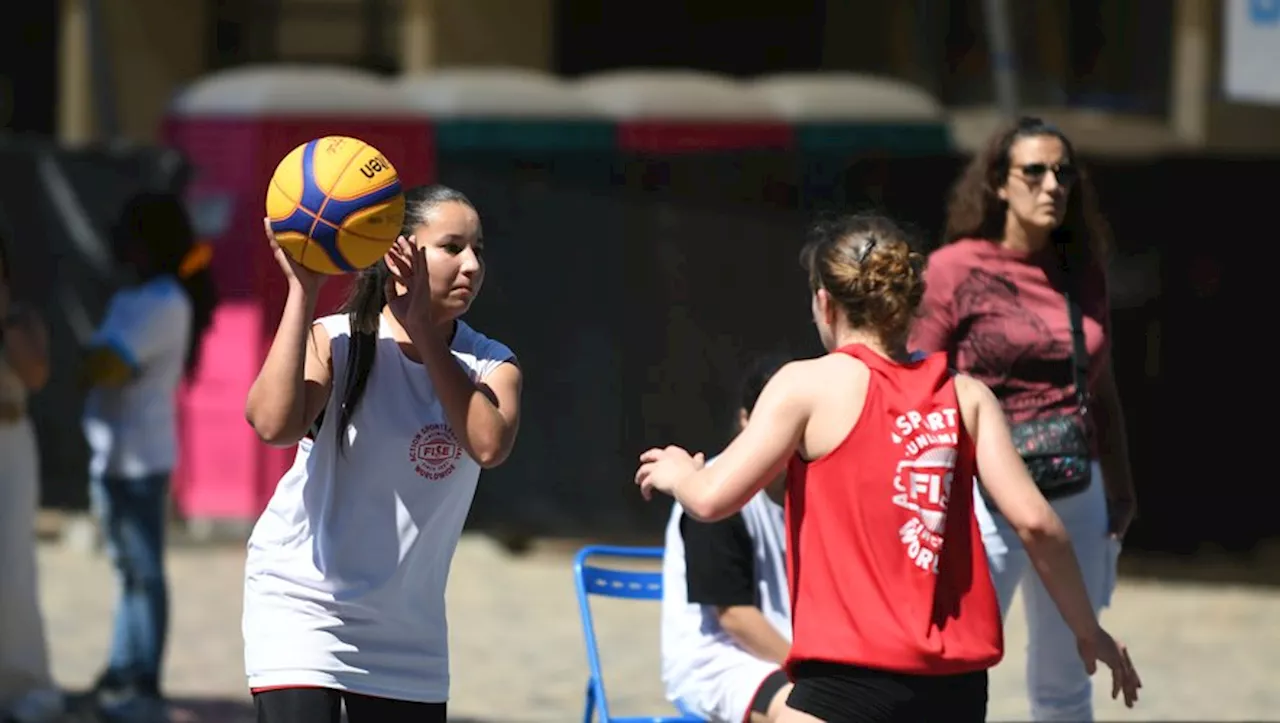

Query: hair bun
left=800, top=212, right=926, bottom=347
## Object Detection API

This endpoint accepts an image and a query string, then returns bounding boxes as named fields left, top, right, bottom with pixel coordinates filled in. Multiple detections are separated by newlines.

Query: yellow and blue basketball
left=265, top=136, right=406, bottom=275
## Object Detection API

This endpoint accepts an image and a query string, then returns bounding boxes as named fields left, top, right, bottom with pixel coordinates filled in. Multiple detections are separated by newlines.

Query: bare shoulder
left=309, top=316, right=336, bottom=346
left=305, top=319, right=335, bottom=370
left=309, top=318, right=333, bottom=338
left=779, top=354, right=856, bottom=385
left=764, top=358, right=813, bottom=391
left=953, top=372, right=990, bottom=399
left=747, top=358, right=817, bottom=408
left=953, top=373, right=997, bottom=431
left=776, top=354, right=870, bottom=400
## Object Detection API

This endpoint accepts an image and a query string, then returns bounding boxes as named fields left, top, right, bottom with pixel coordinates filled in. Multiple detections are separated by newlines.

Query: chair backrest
left=573, top=545, right=702, bottom=722
left=576, top=545, right=665, bottom=601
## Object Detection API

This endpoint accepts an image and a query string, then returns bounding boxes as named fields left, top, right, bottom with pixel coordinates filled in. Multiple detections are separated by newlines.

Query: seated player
left=660, top=354, right=793, bottom=723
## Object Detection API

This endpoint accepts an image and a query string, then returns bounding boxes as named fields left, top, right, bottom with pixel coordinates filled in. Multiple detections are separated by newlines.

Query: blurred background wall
left=6, top=0, right=1275, bottom=151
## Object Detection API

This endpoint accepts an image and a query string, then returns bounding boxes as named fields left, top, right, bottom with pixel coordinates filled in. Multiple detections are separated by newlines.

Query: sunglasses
left=1015, top=162, right=1078, bottom=186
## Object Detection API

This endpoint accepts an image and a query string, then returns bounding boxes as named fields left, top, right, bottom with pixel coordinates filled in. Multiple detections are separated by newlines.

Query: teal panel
left=433, top=120, right=616, bottom=153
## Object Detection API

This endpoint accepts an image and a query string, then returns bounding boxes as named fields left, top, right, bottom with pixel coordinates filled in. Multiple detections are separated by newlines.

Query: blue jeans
left=90, top=472, right=170, bottom=696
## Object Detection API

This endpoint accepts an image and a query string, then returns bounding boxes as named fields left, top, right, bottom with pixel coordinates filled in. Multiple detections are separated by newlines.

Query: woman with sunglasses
left=910, top=117, right=1137, bottom=721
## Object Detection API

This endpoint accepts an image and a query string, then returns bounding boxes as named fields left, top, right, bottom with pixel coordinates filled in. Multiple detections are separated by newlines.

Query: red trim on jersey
left=741, top=672, right=771, bottom=723
left=249, top=685, right=328, bottom=694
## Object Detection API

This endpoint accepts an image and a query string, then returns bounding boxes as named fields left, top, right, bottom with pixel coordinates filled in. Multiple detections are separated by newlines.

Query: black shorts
left=253, top=686, right=446, bottom=723
left=786, top=661, right=988, bottom=723
left=750, top=669, right=792, bottom=716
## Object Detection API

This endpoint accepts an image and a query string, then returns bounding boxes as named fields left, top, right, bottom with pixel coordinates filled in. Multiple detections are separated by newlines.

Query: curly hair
left=943, top=116, right=1110, bottom=264
left=800, top=212, right=926, bottom=349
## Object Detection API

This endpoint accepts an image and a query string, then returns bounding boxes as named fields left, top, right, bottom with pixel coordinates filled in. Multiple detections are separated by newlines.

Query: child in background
left=82, top=191, right=216, bottom=722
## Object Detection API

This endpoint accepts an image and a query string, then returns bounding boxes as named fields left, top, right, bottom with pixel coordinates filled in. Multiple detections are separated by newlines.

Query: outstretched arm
left=637, top=364, right=808, bottom=521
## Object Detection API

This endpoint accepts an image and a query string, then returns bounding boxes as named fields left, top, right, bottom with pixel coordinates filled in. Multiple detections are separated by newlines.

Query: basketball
left=265, top=136, right=406, bottom=275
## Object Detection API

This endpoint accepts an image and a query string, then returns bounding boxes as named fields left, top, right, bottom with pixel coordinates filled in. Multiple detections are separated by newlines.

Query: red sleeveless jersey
left=784, top=345, right=1002, bottom=676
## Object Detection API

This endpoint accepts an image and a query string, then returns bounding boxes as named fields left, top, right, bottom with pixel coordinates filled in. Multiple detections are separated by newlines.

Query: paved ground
left=34, top=535, right=1280, bottom=722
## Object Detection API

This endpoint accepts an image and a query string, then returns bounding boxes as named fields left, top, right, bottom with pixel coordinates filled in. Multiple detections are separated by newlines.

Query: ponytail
left=335, top=261, right=388, bottom=447
left=112, top=191, right=218, bottom=377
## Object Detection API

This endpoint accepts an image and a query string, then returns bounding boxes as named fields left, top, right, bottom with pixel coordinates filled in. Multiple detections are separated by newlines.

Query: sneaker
left=5, top=688, right=67, bottom=723
left=90, top=670, right=129, bottom=697
left=96, top=692, right=167, bottom=723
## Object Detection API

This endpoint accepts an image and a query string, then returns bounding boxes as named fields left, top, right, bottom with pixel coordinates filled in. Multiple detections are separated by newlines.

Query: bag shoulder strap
left=1059, top=251, right=1090, bottom=411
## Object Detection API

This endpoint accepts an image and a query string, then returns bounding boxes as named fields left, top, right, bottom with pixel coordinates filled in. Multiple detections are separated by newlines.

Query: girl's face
left=406, top=201, right=485, bottom=320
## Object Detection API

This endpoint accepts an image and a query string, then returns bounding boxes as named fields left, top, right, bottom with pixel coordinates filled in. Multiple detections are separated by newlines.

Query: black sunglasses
left=1015, top=162, right=1078, bottom=185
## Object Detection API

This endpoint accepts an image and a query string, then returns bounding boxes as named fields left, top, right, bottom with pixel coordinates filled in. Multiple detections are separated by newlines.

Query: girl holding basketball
left=635, top=213, right=1140, bottom=723
left=243, top=184, right=521, bottom=723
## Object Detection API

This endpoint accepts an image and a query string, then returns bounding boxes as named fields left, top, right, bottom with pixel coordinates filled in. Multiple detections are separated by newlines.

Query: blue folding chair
left=574, top=545, right=706, bottom=723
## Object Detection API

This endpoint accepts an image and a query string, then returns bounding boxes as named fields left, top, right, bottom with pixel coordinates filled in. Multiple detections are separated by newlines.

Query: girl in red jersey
left=635, top=213, right=1140, bottom=723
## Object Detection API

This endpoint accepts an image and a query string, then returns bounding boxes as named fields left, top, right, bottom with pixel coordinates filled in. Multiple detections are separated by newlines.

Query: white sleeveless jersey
left=660, top=459, right=792, bottom=721
left=243, top=314, right=514, bottom=703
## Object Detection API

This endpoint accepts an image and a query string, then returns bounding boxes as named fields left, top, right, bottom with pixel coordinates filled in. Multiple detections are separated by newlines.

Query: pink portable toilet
left=161, top=65, right=432, bottom=528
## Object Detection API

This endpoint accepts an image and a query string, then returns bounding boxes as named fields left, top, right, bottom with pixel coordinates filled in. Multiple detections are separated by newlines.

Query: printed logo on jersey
left=890, top=408, right=960, bottom=575
left=409, top=423, right=463, bottom=480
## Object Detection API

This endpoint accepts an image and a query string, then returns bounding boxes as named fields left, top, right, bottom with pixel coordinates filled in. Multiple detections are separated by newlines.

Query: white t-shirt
left=660, top=459, right=792, bottom=723
left=242, top=314, right=514, bottom=703
left=82, top=275, right=192, bottom=479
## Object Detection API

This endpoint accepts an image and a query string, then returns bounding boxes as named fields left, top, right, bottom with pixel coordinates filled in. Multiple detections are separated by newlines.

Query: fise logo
left=892, top=449, right=956, bottom=575
left=890, top=407, right=960, bottom=576
left=892, top=449, right=955, bottom=534
left=409, top=423, right=462, bottom=480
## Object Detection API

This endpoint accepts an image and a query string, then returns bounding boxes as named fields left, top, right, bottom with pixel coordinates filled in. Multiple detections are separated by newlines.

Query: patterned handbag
left=1007, top=272, right=1093, bottom=500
